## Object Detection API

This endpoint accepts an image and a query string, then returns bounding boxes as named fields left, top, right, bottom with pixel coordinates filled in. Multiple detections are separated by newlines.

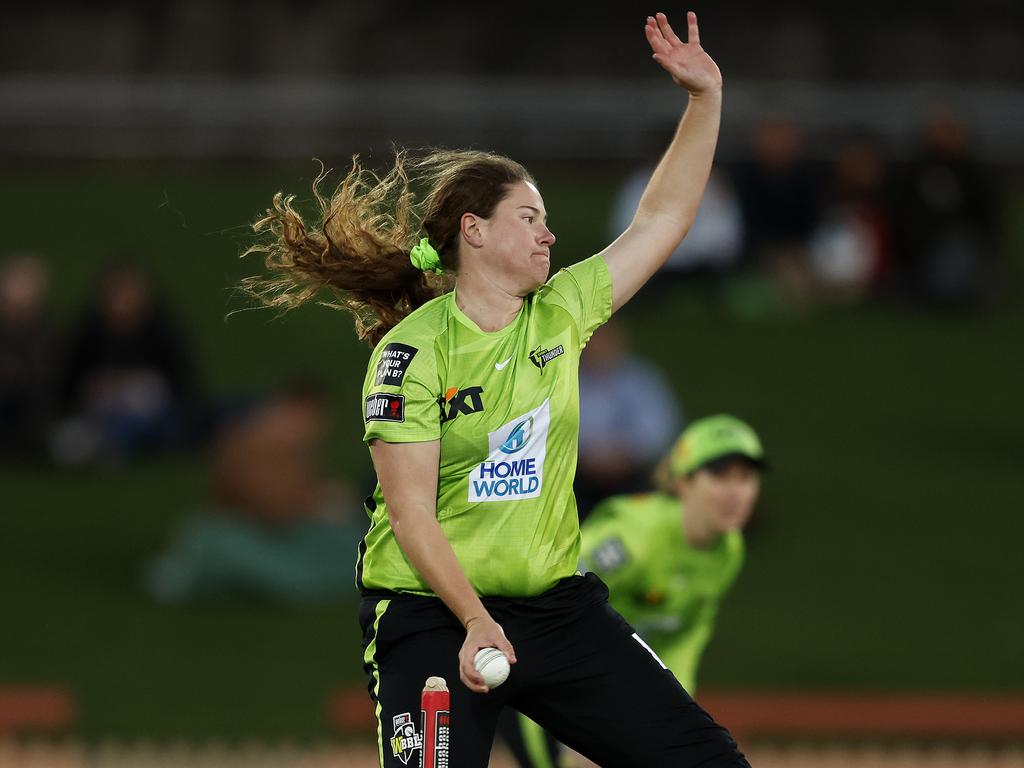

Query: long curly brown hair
left=239, top=149, right=533, bottom=346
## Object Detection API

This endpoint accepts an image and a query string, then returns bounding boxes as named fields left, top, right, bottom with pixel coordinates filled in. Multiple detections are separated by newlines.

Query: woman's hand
left=458, top=614, right=517, bottom=693
left=645, top=11, right=722, bottom=97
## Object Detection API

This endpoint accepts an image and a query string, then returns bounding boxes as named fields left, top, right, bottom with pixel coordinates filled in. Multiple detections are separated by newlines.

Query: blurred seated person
left=52, top=260, right=197, bottom=465
left=735, top=114, right=822, bottom=307
left=890, top=106, right=997, bottom=306
left=574, top=318, right=681, bottom=521
left=144, top=379, right=362, bottom=602
left=611, top=124, right=743, bottom=286
left=0, top=253, right=57, bottom=460
left=808, top=133, right=892, bottom=304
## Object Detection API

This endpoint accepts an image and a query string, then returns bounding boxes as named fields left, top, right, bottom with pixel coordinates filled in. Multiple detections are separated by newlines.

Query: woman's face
left=677, top=459, right=761, bottom=535
left=473, top=180, right=556, bottom=294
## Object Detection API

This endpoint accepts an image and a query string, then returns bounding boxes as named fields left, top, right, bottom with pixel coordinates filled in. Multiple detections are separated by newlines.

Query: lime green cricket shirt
left=358, top=255, right=613, bottom=597
left=580, top=492, right=745, bottom=692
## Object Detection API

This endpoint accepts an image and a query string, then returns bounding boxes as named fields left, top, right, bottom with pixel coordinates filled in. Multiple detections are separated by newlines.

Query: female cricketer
left=583, top=414, right=765, bottom=693
left=242, top=12, right=749, bottom=768
left=500, top=414, right=765, bottom=767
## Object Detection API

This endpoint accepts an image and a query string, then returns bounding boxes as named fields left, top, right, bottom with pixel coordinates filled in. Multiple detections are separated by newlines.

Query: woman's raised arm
left=600, top=11, right=723, bottom=312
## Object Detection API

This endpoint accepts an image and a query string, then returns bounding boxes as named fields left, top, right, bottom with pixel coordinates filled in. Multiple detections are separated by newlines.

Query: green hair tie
left=409, top=237, right=443, bottom=275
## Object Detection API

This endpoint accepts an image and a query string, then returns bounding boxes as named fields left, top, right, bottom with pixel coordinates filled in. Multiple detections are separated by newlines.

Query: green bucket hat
left=669, top=414, right=765, bottom=476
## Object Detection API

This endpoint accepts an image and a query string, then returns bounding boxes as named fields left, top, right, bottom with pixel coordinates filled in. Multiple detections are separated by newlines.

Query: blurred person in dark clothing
left=144, top=379, right=362, bottom=602
left=52, top=261, right=197, bottom=465
left=574, top=318, right=681, bottom=521
left=808, top=132, right=892, bottom=304
left=891, top=107, right=997, bottom=306
left=0, top=253, right=57, bottom=460
left=734, top=114, right=822, bottom=308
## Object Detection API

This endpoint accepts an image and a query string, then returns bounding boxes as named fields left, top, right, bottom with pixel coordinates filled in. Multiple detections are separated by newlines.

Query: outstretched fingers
left=643, top=9, right=720, bottom=94
left=655, top=12, right=684, bottom=47
left=687, top=11, right=700, bottom=46
left=644, top=15, right=671, bottom=56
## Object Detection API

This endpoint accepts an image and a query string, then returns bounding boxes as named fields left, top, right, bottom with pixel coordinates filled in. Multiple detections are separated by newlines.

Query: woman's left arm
left=600, top=12, right=723, bottom=313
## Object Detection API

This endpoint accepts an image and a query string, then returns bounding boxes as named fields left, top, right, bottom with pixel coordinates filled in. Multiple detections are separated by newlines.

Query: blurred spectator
left=0, top=253, right=57, bottom=460
left=611, top=169, right=743, bottom=280
left=575, top=319, right=681, bottom=521
left=808, top=132, right=892, bottom=304
left=735, top=114, right=822, bottom=307
left=51, top=261, right=198, bottom=465
left=144, top=379, right=363, bottom=602
left=610, top=124, right=744, bottom=288
left=890, top=107, right=998, bottom=306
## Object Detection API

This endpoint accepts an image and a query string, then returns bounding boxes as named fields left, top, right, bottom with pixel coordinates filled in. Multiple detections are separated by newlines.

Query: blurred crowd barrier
left=5, top=687, right=1023, bottom=768
left=2, top=77, right=1022, bottom=165
left=3, top=1, right=1024, bottom=162
left=1, top=740, right=1022, bottom=768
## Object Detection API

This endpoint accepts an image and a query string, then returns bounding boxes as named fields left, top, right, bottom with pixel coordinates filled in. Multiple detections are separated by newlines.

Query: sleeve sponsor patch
left=365, top=393, right=405, bottom=423
left=589, top=536, right=630, bottom=574
left=374, top=343, right=418, bottom=386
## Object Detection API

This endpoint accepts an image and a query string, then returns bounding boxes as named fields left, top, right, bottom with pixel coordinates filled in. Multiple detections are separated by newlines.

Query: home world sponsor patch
left=374, top=342, right=418, bottom=386
left=390, top=712, right=422, bottom=765
left=469, top=399, right=550, bottom=502
left=365, top=393, right=404, bottom=423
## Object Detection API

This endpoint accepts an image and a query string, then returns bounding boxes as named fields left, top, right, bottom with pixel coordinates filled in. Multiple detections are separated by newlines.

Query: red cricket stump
left=420, top=676, right=450, bottom=768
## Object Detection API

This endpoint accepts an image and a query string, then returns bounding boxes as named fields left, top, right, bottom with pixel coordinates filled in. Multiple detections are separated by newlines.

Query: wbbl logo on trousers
left=390, top=712, right=422, bottom=764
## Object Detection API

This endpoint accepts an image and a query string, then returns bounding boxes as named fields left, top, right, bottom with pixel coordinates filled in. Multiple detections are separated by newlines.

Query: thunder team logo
left=470, top=400, right=549, bottom=502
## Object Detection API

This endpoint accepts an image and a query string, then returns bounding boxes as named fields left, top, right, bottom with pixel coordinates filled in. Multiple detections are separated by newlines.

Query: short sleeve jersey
left=358, top=255, right=613, bottom=597
left=580, top=492, right=744, bottom=691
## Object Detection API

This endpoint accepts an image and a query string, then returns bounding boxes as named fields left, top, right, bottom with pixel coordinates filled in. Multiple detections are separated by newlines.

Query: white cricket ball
left=473, top=647, right=510, bottom=688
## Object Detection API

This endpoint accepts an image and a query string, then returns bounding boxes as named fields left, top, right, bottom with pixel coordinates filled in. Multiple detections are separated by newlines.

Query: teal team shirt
left=580, top=492, right=744, bottom=692
left=359, top=255, right=613, bottom=597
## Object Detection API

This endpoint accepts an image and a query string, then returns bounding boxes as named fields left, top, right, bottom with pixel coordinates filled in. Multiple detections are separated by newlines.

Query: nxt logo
left=439, top=386, right=485, bottom=424
left=529, top=344, right=565, bottom=372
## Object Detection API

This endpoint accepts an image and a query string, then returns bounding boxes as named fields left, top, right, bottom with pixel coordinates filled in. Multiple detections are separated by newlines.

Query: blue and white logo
left=470, top=400, right=550, bottom=503
left=500, top=417, right=533, bottom=454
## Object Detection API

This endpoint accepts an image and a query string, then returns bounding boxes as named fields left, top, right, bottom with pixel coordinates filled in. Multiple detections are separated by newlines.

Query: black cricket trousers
left=359, top=572, right=750, bottom=767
